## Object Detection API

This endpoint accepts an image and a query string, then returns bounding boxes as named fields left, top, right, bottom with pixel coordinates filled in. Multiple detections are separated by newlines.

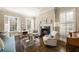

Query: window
left=26, top=19, right=31, bottom=30
left=26, top=18, right=34, bottom=33
left=60, top=9, right=76, bottom=41
left=4, top=16, right=17, bottom=32
left=10, top=17, right=17, bottom=31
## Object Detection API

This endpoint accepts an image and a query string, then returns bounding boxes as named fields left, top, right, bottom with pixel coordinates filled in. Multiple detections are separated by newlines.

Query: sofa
left=0, top=32, right=16, bottom=52
left=43, top=31, right=58, bottom=46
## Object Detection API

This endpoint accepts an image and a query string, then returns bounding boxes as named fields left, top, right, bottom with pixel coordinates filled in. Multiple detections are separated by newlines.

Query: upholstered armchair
left=20, top=34, right=35, bottom=48
left=43, top=31, right=58, bottom=46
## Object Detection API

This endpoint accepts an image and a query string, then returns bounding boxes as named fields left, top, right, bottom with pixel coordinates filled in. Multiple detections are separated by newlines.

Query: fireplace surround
left=40, top=24, right=53, bottom=37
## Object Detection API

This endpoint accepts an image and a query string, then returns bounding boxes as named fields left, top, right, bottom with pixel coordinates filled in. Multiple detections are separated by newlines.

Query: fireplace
left=39, top=24, right=53, bottom=37
left=40, top=26, right=50, bottom=37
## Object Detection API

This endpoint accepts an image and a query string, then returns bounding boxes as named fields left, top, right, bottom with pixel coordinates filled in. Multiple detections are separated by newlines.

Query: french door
left=59, top=8, right=76, bottom=41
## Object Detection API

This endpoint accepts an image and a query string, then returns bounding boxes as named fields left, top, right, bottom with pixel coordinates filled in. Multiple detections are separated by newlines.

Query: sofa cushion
left=51, top=31, right=57, bottom=38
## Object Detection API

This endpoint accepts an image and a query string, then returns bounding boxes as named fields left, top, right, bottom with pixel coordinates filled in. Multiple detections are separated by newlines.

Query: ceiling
left=2, top=7, right=54, bottom=17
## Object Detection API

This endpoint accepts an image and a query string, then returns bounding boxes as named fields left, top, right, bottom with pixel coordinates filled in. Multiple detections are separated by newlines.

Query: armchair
left=43, top=31, right=58, bottom=46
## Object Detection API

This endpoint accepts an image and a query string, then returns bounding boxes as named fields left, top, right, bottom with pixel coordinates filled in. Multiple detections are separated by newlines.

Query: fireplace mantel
left=39, top=24, right=53, bottom=36
left=40, top=24, right=53, bottom=27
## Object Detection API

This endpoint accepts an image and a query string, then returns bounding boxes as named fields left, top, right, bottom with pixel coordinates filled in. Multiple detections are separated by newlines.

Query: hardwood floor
left=15, top=37, right=66, bottom=52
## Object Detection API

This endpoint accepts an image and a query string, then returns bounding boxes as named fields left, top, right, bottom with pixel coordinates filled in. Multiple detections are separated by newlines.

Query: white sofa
left=43, top=31, right=58, bottom=46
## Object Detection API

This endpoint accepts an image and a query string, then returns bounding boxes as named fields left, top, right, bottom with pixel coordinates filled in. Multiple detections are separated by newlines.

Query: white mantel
left=40, top=24, right=53, bottom=27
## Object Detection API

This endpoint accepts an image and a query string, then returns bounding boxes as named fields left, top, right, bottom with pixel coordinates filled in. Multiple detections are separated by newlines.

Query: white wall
left=0, top=12, right=4, bottom=32
left=0, top=8, right=26, bottom=32
left=36, top=9, right=55, bottom=34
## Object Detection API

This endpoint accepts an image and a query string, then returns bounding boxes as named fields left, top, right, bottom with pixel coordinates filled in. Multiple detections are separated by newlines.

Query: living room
left=0, top=7, right=79, bottom=52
